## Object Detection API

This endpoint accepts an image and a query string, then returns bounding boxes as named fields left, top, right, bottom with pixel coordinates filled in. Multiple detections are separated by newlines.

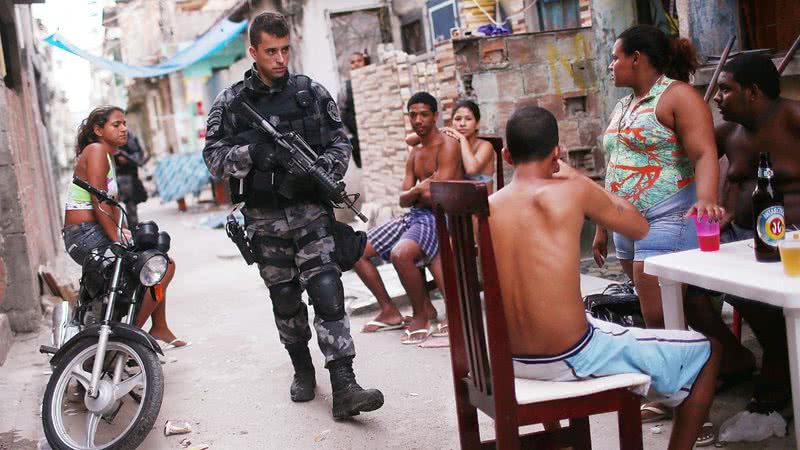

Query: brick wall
left=0, top=5, right=62, bottom=344
left=453, top=28, right=605, bottom=180
left=350, top=41, right=458, bottom=223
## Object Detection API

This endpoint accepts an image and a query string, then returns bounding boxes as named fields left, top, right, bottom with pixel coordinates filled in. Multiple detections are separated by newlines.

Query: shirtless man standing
left=354, top=92, right=463, bottom=344
left=685, top=53, right=800, bottom=412
left=490, top=105, right=720, bottom=450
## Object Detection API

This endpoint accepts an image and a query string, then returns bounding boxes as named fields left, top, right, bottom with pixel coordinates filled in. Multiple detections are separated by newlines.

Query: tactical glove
left=314, top=156, right=345, bottom=181
left=249, top=142, right=280, bottom=172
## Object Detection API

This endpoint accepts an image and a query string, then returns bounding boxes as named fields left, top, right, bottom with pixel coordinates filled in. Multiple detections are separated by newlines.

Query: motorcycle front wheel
left=42, top=337, right=164, bottom=450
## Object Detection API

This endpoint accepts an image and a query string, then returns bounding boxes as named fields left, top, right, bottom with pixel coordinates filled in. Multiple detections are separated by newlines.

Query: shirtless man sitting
left=489, top=105, right=720, bottom=450
left=684, top=53, right=800, bottom=413
left=354, top=91, right=463, bottom=344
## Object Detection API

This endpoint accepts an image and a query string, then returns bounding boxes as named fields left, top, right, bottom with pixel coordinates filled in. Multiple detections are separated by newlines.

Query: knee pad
left=268, top=280, right=303, bottom=319
left=306, top=271, right=345, bottom=321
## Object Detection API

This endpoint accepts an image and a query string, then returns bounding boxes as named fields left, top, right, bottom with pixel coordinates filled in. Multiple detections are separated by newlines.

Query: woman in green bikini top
left=64, top=106, right=129, bottom=242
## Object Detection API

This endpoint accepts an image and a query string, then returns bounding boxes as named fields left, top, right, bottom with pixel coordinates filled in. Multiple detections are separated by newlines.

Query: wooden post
left=777, top=34, right=800, bottom=75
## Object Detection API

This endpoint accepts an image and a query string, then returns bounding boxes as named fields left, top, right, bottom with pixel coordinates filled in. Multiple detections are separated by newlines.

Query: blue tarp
left=153, top=151, right=211, bottom=202
left=44, top=18, right=248, bottom=78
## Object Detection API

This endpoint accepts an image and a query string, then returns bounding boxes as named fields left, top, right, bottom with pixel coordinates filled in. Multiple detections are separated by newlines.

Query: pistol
left=225, top=213, right=255, bottom=265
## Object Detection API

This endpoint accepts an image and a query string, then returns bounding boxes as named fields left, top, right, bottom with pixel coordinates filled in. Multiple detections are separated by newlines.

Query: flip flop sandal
left=401, top=328, right=432, bottom=345
left=640, top=404, right=672, bottom=423
left=361, top=320, right=404, bottom=333
left=695, top=422, right=715, bottom=447
left=430, top=323, right=449, bottom=338
left=157, top=338, right=192, bottom=351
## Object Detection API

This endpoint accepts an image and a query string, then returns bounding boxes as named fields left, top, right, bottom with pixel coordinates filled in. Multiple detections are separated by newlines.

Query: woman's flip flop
left=158, top=338, right=191, bottom=351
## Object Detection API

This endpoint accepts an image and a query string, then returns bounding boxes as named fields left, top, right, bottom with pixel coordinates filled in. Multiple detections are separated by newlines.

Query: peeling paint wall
left=686, top=0, right=740, bottom=58
left=454, top=28, right=605, bottom=180
left=590, top=0, right=636, bottom=126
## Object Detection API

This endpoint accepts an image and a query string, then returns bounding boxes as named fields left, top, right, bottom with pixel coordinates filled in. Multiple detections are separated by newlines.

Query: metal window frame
left=427, top=0, right=460, bottom=45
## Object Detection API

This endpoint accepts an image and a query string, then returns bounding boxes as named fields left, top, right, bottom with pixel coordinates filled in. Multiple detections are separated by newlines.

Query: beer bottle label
left=758, top=167, right=774, bottom=178
left=756, top=205, right=785, bottom=247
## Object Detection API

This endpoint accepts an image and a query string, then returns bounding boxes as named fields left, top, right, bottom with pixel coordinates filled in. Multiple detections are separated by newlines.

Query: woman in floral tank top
left=592, top=25, right=725, bottom=445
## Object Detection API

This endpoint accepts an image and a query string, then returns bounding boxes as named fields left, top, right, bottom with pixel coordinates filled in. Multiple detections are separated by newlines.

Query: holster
left=225, top=213, right=255, bottom=265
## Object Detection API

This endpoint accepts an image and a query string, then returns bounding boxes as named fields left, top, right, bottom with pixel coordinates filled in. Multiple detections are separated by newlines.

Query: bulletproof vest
left=230, top=75, right=324, bottom=207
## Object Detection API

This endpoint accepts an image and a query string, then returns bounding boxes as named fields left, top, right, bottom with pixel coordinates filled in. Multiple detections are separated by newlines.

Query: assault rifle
left=230, top=95, right=367, bottom=222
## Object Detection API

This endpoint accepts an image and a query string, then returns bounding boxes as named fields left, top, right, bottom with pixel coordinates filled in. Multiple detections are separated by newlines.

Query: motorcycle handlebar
left=72, top=176, right=121, bottom=207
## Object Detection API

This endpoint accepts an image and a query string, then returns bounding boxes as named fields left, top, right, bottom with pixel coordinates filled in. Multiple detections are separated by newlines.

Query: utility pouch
left=331, top=221, right=367, bottom=272
left=251, top=169, right=280, bottom=193
left=225, top=207, right=255, bottom=265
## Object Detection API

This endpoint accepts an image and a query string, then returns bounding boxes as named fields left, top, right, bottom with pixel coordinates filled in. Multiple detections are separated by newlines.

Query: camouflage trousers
left=244, top=202, right=355, bottom=365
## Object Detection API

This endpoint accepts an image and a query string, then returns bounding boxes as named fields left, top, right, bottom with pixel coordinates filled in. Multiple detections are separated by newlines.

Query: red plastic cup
left=693, top=214, right=720, bottom=252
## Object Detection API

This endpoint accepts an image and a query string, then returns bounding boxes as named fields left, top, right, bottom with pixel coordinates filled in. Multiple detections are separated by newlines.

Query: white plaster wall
left=299, top=0, right=387, bottom=99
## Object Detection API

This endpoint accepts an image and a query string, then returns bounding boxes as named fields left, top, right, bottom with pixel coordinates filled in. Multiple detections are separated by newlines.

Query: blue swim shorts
left=512, top=314, right=711, bottom=407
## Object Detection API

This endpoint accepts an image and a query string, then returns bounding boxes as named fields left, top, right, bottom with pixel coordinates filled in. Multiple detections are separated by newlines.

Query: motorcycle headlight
left=133, top=250, right=168, bottom=286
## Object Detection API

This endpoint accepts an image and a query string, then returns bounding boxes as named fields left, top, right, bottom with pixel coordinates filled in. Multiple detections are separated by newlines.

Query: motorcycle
left=40, top=176, right=170, bottom=449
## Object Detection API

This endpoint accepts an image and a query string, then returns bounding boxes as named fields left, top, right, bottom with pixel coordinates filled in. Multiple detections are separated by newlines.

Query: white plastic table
left=644, top=238, right=800, bottom=445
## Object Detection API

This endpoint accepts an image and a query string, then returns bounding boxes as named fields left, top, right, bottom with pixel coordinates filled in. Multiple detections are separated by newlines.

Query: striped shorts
left=367, top=208, right=438, bottom=267
left=513, top=315, right=711, bottom=407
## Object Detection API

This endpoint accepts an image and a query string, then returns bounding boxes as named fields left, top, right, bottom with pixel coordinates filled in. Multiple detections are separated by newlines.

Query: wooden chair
left=431, top=180, right=649, bottom=450
left=422, top=136, right=505, bottom=291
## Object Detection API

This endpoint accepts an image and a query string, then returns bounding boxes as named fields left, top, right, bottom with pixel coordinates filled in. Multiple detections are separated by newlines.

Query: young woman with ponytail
left=591, top=25, right=723, bottom=446
left=63, top=106, right=188, bottom=351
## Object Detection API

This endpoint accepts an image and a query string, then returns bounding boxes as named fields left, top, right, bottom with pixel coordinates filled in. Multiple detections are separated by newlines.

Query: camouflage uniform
left=203, top=65, right=354, bottom=365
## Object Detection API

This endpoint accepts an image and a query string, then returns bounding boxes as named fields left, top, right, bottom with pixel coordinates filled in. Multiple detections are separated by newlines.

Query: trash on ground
left=650, top=425, right=662, bottom=434
left=164, top=419, right=193, bottom=436
left=718, top=410, right=786, bottom=442
left=314, top=429, right=331, bottom=442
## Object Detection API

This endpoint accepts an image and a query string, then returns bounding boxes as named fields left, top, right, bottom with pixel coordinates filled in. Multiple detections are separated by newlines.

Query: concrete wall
left=683, top=0, right=740, bottom=58
left=453, top=28, right=605, bottom=178
left=590, top=0, right=637, bottom=125
left=117, top=0, right=165, bottom=65
left=0, top=4, right=63, bottom=363
left=299, top=0, right=392, bottom=99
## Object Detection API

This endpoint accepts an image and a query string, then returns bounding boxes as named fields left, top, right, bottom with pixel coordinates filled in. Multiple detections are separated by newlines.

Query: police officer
left=203, top=12, right=383, bottom=419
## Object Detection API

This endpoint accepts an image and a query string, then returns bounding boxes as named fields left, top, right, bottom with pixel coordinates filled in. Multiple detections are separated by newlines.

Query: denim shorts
left=62, top=222, right=112, bottom=266
left=613, top=185, right=699, bottom=262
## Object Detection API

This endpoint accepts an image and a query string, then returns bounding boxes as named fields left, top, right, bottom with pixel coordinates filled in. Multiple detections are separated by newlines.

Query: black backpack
left=583, top=281, right=645, bottom=328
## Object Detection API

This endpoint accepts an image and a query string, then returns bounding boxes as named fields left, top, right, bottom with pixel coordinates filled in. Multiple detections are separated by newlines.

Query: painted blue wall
left=689, top=0, right=740, bottom=58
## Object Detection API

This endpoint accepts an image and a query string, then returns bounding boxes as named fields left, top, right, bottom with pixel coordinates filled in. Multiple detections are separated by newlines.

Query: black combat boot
left=328, top=357, right=384, bottom=419
left=286, top=343, right=316, bottom=402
